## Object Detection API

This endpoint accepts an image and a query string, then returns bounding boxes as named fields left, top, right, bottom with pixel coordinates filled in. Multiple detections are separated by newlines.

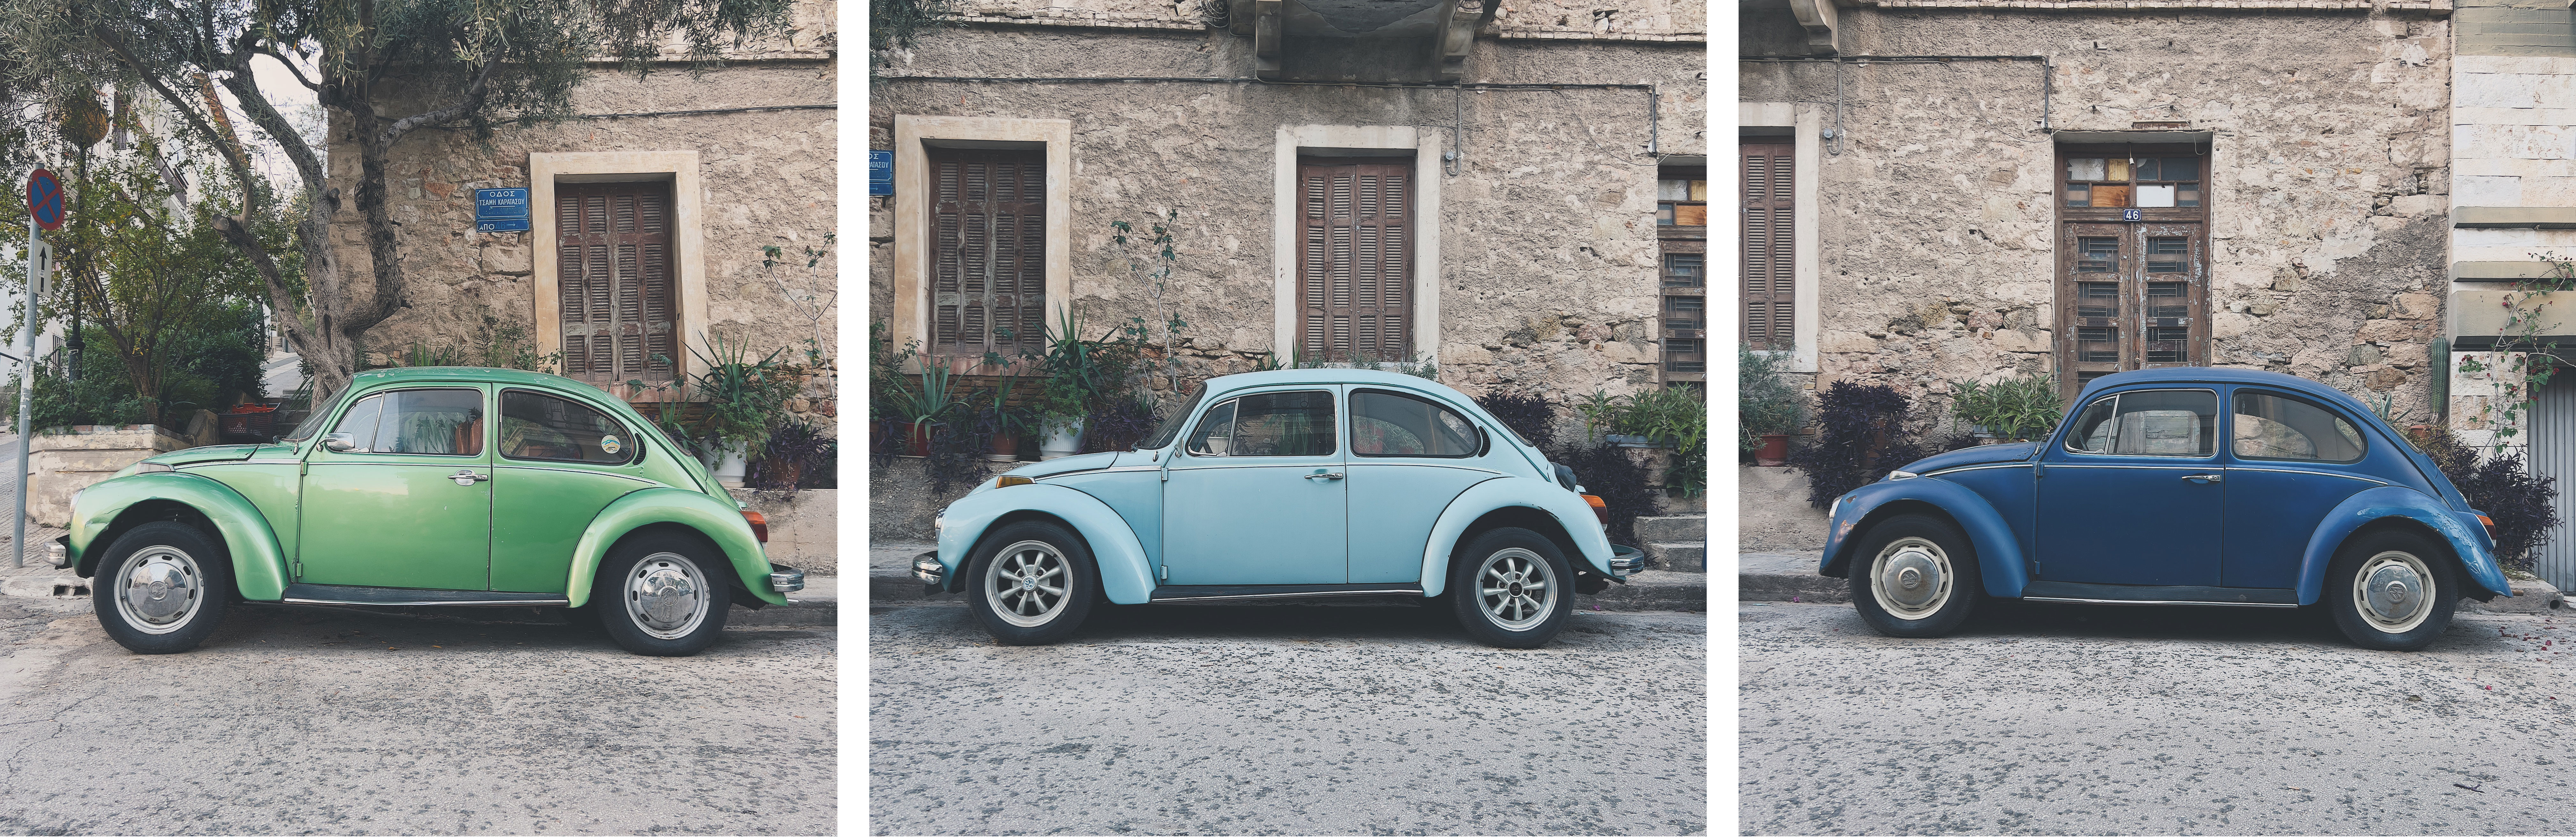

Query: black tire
left=1447, top=527, right=1574, bottom=648
left=94, top=521, right=232, bottom=654
left=1847, top=514, right=1983, bottom=638
left=965, top=521, right=1098, bottom=645
left=594, top=532, right=732, bottom=656
left=2325, top=528, right=2458, bottom=651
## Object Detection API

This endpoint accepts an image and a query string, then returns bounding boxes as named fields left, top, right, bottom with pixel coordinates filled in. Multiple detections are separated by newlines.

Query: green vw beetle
left=47, top=367, right=805, bottom=656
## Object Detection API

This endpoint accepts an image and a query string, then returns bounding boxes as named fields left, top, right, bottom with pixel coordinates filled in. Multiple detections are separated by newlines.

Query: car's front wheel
left=595, top=533, right=732, bottom=656
left=2325, top=529, right=2458, bottom=651
left=966, top=521, right=1098, bottom=645
left=94, top=522, right=232, bottom=654
left=1848, top=514, right=1982, bottom=638
left=1448, top=528, right=1573, bottom=648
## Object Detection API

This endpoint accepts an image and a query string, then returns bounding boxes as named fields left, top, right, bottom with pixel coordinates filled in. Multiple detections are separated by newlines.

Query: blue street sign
left=869, top=151, right=894, bottom=196
left=26, top=169, right=64, bottom=231
left=2123, top=208, right=2143, bottom=222
left=475, top=187, right=531, bottom=232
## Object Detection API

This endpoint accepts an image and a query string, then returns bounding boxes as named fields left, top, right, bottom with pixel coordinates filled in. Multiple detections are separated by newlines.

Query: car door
left=298, top=385, right=494, bottom=590
left=1344, top=387, right=1500, bottom=584
left=2220, top=386, right=2377, bottom=589
left=1161, top=386, right=1348, bottom=585
left=489, top=388, right=656, bottom=593
left=2034, top=387, right=2225, bottom=587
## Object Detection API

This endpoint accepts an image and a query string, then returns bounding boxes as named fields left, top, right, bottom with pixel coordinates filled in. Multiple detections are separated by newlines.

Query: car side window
left=1351, top=389, right=1479, bottom=458
left=1185, top=390, right=1335, bottom=456
left=330, top=389, right=483, bottom=455
left=2233, top=391, right=2364, bottom=463
left=499, top=390, right=637, bottom=464
left=2063, top=389, right=2217, bottom=457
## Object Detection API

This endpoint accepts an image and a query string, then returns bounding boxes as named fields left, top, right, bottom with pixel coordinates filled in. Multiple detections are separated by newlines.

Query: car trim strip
left=2023, top=596, right=2299, bottom=609
left=2223, top=466, right=2389, bottom=486
left=1920, top=463, right=2033, bottom=477
left=495, top=464, right=661, bottom=484
left=278, top=583, right=567, bottom=607
left=1149, top=583, right=1424, bottom=602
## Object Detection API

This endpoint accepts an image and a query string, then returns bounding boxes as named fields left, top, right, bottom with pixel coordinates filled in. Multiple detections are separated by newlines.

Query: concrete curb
left=1741, top=552, right=1846, bottom=603
left=2467, top=575, right=2565, bottom=614
left=0, top=570, right=839, bottom=627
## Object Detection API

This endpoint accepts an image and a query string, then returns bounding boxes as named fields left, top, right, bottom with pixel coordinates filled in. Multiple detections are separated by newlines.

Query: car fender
left=937, top=483, right=1156, bottom=605
left=1819, top=477, right=2030, bottom=599
left=2297, top=486, right=2513, bottom=603
left=67, top=472, right=292, bottom=601
left=566, top=488, right=784, bottom=608
left=1418, top=477, right=1616, bottom=598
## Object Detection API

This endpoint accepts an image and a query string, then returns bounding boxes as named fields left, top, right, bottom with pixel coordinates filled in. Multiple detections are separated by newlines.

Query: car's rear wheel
left=1448, top=528, right=1572, bottom=648
left=2326, top=529, right=2457, bottom=651
left=966, top=521, right=1098, bottom=645
left=1848, top=514, right=1981, bottom=638
left=94, top=522, right=231, bottom=654
left=595, top=533, right=732, bottom=656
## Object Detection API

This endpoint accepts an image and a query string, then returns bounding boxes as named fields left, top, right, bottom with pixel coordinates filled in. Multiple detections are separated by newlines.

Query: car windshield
left=280, top=385, right=356, bottom=442
left=1133, top=383, right=1208, bottom=450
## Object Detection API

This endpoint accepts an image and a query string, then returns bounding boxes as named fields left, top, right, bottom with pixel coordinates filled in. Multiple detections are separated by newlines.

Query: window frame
left=1180, top=388, right=1341, bottom=459
left=496, top=388, right=644, bottom=466
left=2228, top=388, right=2368, bottom=465
left=325, top=386, right=488, bottom=458
left=2053, top=143, right=2212, bottom=401
left=1347, top=387, right=1482, bottom=459
left=2058, top=387, right=2222, bottom=460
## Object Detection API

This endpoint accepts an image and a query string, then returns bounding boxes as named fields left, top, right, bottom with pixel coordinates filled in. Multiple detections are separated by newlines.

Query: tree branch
left=379, top=57, right=496, bottom=146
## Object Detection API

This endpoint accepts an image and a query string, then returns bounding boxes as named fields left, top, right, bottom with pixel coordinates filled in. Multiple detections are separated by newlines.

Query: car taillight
left=743, top=510, right=769, bottom=543
left=2480, top=515, right=2497, bottom=543
left=1583, top=494, right=1608, bottom=525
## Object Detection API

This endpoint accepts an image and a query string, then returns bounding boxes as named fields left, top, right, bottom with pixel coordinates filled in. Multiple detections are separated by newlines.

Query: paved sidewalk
left=874, top=540, right=1705, bottom=611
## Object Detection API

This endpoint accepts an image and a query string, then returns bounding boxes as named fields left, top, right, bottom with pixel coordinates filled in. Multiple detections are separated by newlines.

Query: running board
left=1149, top=583, right=1424, bottom=603
left=279, top=583, right=569, bottom=607
left=2021, top=581, right=2298, bottom=608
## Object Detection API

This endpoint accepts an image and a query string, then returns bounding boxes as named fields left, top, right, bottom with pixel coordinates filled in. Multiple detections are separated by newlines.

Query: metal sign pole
left=15, top=220, right=38, bottom=568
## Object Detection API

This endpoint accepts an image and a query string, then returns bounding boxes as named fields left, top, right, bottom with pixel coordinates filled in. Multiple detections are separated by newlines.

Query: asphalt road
left=1740, top=600, right=2576, bottom=835
left=0, top=595, right=835, bottom=835
left=869, top=601, right=1708, bottom=835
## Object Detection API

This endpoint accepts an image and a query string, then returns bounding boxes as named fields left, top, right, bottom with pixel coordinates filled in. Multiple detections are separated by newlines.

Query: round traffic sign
left=26, top=169, right=64, bottom=231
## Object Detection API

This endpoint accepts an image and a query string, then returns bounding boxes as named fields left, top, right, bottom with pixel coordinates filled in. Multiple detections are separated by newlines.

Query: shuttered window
left=1296, top=158, right=1413, bottom=362
left=1741, top=144, right=1795, bottom=352
left=929, top=147, right=1046, bottom=359
left=556, top=181, right=677, bottom=386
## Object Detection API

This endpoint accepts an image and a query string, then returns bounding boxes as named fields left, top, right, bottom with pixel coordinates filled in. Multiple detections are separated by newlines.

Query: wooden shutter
left=557, top=181, right=676, bottom=386
left=1741, top=143, right=1795, bottom=351
left=1297, top=158, right=1413, bottom=362
left=928, top=147, right=1046, bottom=359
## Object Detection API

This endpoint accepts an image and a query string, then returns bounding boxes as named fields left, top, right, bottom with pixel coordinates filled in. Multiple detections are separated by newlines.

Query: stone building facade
left=1739, top=0, right=2472, bottom=551
left=867, top=0, right=1710, bottom=413
left=325, top=0, right=839, bottom=432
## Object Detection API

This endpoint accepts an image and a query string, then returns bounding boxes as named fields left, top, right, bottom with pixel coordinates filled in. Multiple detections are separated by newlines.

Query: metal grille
left=2534, top=373, right=2576, bottom=590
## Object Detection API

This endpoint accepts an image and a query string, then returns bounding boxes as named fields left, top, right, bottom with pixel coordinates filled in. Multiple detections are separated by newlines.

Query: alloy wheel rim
left=2353, top=550, right=2435, bottom=634
left=1477, top=548, right=1557, bottom=631
left=116, top=546, right=203, bottom=635
left=1870, top=537, right=1953, bottom=621
left=625, top=552, right=710, bottom=640
left=985, top=540, right=1070, bottom=628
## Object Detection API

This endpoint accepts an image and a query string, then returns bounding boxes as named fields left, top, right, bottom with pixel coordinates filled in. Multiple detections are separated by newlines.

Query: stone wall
left=26, top=424, right=208, bottom=527
left=731, top=487, right=841, bottom=575
left=870, top=28, right=1705, bottom=414
left=1742, top=7, right=2455, bottom=433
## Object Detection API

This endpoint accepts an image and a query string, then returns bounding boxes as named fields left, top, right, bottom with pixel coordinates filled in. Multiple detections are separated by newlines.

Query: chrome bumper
left=47, top=537, right=68, bottom=569
left=769, top=567, right=806, bottom=594
left=1608, top=544, right=1646, bottom=574
left=913, top=551, right=946, bottom=589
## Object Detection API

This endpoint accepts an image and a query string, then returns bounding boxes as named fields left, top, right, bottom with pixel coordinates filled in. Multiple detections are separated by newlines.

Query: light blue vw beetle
left=916, top=370, right=1641, bottom=647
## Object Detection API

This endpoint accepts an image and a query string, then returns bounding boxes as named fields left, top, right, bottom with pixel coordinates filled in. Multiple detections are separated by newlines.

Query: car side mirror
left=322, top=432, right=357, bottom=453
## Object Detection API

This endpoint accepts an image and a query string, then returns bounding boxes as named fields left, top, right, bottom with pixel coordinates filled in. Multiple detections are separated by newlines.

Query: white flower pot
left=1039, top=418, right=1086, bottom=460
left=709, top=442, right=750, bottom=487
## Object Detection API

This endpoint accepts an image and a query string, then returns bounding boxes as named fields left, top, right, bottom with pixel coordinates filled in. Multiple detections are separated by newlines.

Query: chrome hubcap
left=1871, top=537, right=1953, bottom=620
left=1477, top=548, right=1556, bottom=631
left=985, top=541, right=1070, bottom=628
left=116, top=546, right=203, bottom=635
left=2355, top=550, right=2433, bottom=633
left=625, top=552, right=709, bottom=640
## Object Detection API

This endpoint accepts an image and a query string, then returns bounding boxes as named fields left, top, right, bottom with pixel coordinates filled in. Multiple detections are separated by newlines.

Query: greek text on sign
left=475, top=188, right=532, bottom=232
left=869, top=150, right=893, bottom=196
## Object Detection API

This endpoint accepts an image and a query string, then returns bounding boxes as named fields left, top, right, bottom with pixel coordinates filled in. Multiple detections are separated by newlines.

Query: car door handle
left=2182, top=473, right=2222, bottom=484
left=1304, top=471, right=1344, bottom=481
left=452, top=470, right=490, bottom=486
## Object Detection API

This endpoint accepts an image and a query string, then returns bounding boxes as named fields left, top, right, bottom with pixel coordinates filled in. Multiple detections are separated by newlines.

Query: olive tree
left=1, top=0, right=794, bottom=398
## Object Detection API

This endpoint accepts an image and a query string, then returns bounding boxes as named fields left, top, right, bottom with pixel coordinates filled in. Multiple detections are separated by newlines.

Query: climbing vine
left=2456, top=254, right=2576, bottom=452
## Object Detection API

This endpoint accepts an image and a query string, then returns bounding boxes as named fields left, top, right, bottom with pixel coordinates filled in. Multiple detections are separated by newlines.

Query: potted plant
left=1949, top=373, right=2062, bottom=444
left=886, top=364, right=960, bottom=458
left=1577, top=390, right=1626, bottom=445
left=680, top=335, right=798, bottom=485
left=1031, top=371, right=1088, bottom=459
left=747, top=419, right=832, bottom=491
left=1031, top=309, right=1134, bottom=458
left=973, top=373, right=1031, bottom=463
left=1740, top=346, right=1801, bottom=466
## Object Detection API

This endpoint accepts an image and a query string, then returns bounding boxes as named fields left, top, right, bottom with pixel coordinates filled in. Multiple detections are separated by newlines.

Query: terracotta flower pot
left=1754, top=433, right=1790, bottom=467
left=902, top=423, right=936, bottom=458
left=987, top=431, right=1023, bottom=463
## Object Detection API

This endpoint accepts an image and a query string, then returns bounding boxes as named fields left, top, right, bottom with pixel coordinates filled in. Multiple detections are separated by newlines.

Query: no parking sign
left=26, top=169, right=64, bottom=231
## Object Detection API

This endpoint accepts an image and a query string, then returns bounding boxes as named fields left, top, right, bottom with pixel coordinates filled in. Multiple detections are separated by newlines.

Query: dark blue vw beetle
left=1820, top=367, right=2513, bottom=650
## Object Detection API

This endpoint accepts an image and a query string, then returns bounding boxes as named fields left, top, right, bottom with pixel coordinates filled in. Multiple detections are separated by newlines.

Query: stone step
left=1646, top=542, right=1706, bottom=573
left=1633, top=515, right=1706, bottom=544
left=1740, top=551, right=1848, bottom=604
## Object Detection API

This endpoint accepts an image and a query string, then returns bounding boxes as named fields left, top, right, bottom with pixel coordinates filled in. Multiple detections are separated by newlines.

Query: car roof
left=2076, top=367, right=2376, bottom=413
left=1200, top=369, right=1465, bottom=397
left=349, top=366, right=599, bottom=390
